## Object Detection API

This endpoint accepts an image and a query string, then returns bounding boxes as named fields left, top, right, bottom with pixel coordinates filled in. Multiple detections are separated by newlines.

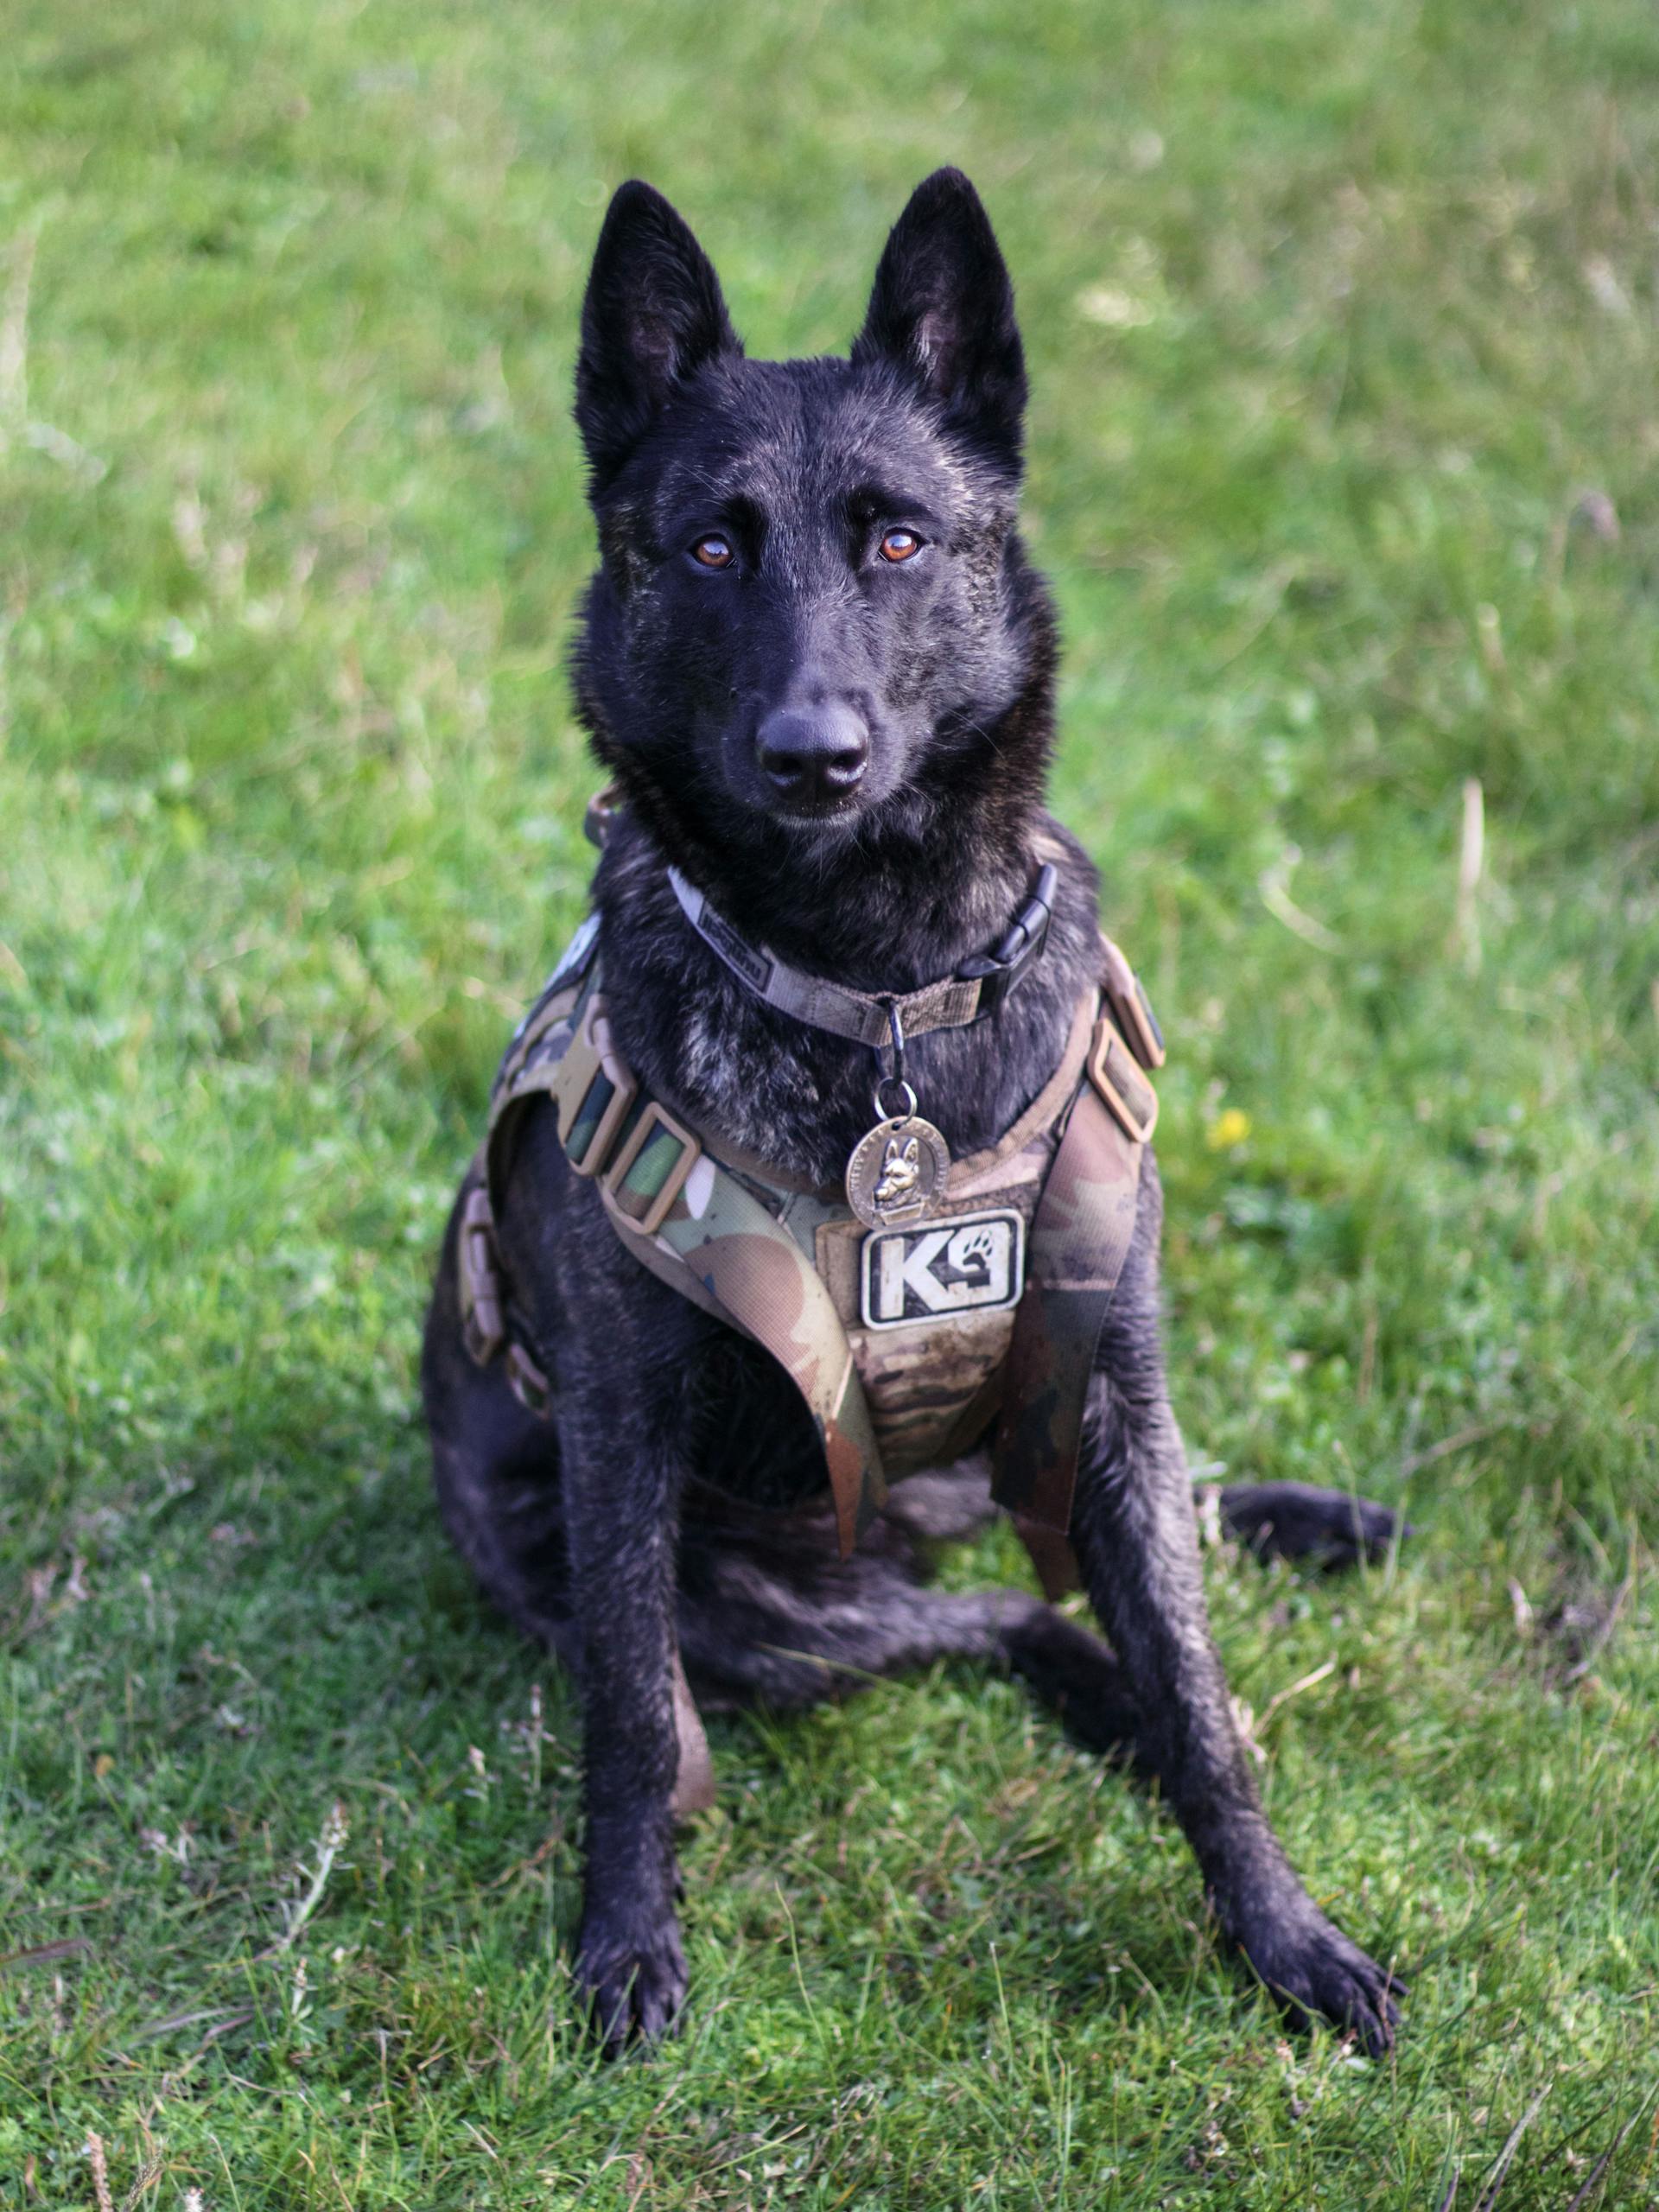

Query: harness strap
left=471, top=937, right=888, bottom=1556
left=598, top=1137, right=889, bottom=1557
left=988, top=1012, right=1158, bottom=1594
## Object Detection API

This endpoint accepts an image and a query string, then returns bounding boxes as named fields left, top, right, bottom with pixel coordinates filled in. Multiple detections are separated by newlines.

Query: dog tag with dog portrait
left=844, top=1083, right=950, bottom=1230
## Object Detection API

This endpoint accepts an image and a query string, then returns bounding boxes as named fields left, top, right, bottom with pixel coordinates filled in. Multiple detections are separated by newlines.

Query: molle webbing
left=460, top=918, right=1164, bottom=1579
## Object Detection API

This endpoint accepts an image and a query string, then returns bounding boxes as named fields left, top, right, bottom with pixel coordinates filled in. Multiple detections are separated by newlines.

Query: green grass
left=3, top=0, right=1659, bottom=2202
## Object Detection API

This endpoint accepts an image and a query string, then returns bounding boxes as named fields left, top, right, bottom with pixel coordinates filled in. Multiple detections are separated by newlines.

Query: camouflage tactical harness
left=457, top=888, right=1164, bottom=1599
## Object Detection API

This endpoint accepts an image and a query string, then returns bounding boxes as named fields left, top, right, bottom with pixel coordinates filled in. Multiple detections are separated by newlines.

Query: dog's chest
left=779, top=1131, right=1057, bottom=1474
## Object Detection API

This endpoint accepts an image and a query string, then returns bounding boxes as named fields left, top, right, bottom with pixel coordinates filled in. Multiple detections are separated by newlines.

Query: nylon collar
left=667, top=861, right=1058, bottom=1049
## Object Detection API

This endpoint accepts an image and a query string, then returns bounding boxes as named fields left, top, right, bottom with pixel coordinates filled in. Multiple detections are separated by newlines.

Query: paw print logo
left=944, top=1222, right=998, bottom=1285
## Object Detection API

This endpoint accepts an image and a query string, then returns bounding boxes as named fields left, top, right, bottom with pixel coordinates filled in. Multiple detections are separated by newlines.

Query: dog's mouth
left=756, top=781, right=871, bottom=828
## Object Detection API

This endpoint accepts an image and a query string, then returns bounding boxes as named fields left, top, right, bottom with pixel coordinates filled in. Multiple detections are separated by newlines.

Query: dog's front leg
left=559, top=1376, right=690, bottom=2053
left=1070, top=1180, right=1402, bottom=2052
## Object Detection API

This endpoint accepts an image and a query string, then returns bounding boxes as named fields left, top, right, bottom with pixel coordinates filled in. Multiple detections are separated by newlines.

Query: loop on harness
left=1086, top=1019, right=1160, bottom=1144
left=457, top=1179, right=553, bottom=1415
left=601, top=1098, right=703, bottom=1237
left=505, top=1339, right=552, bottom=1416
left=555, top=998, right=639, bottom=1174
left=460, top=1185, right=505, bottom=1364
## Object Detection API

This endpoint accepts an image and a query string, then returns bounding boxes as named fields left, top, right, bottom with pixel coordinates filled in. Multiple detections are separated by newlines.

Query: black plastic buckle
left=957, top=862, right=1058, bottom=1019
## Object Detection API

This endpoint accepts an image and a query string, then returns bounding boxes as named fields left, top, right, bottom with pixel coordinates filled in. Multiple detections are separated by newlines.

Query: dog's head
left=570, top=170, right=1051, bottom=860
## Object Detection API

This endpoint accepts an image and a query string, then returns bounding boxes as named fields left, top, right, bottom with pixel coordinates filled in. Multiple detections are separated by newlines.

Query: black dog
left=423, top=170, right=1405, bottom=2055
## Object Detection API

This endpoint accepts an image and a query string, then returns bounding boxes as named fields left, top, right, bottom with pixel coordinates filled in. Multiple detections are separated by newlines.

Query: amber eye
left=690, top=533, right=734, bottom=569
left=878, top=527, right=922, bottom=563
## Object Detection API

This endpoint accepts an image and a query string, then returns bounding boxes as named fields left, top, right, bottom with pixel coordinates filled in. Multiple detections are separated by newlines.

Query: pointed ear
left=575, top=181, right=741, bottom=488
left=852, top=168, right=1027, bottom=474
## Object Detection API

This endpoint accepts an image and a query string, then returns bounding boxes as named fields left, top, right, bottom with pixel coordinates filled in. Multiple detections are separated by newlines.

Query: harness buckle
left=601, top=1098, right=702, bottom=1237
left=957, top=861, right=1058, bottom=1020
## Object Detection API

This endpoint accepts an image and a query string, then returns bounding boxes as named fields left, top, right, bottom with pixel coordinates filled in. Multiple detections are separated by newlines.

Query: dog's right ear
left=575, top=181, right=741, bottom=490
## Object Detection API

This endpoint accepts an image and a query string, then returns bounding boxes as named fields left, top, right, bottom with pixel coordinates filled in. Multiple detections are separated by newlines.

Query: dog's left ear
left=575, top=181, right=741, bottom=490
left=853, top=168, right=1027, bottom=474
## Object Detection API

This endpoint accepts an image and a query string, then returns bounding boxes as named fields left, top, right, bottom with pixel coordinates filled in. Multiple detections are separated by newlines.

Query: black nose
left=756, top=703, right=869, bottom=808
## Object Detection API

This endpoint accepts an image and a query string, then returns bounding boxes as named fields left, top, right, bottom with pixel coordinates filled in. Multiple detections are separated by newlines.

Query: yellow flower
left=1206, top=1109, right=1252, bottom=1151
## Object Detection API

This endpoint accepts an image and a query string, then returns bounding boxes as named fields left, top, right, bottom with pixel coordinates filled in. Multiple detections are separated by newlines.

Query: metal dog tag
left=844, top=1104, right=950, bottom=1230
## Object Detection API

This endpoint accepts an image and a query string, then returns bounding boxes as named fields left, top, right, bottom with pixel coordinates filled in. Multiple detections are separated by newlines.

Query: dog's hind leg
left=997, top=1605, right=1148, bottom=1761
left=1211, top=1481, right=1408, bottom=1568
left=677, top=1501, right=1037, bottom=1710
left=423, top=1200, right=580, bottom=1662
left=677, top=1463, right=1150, bottom=1759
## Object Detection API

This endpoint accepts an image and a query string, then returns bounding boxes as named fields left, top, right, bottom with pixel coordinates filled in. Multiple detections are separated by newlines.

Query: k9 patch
left=859, top=1209, right=1026, bottom=1331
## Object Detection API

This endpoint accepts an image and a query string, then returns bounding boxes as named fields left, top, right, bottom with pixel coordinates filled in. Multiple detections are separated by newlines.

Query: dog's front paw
left=575, top=1905, right=688, bottom=2055
left=1237, top=1900, right=1405, bottom=2056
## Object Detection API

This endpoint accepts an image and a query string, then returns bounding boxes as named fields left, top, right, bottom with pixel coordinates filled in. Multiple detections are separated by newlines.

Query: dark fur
left=423, top=171, right=1405, bottom=2056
